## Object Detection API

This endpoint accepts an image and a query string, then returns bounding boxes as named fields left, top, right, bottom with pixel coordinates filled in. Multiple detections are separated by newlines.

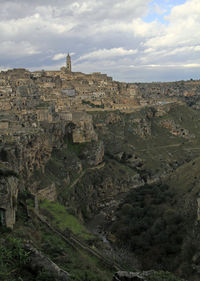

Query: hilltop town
left=0, top=54, right=200, bottom=143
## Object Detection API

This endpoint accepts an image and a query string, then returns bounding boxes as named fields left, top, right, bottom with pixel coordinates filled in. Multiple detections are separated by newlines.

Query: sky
left=0, top=0, right=200, bottom=82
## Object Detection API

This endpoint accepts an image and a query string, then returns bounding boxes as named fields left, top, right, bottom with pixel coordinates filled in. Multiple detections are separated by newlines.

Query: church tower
left=66, top=53, right=71, bottom=72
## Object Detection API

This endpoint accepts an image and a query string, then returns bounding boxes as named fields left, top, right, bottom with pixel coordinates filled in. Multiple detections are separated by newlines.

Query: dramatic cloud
left=0, top=0, right=199, bottom=82
left=77, top=48, right=138, bottom=61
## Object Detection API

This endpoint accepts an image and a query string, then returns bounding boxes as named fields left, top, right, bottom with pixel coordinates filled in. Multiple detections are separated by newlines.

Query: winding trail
left=137, top=143, right=181, bottom=152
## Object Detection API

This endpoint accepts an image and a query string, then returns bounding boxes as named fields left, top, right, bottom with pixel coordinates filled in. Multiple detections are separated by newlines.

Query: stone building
left=66, top=53, right=71, bottom=72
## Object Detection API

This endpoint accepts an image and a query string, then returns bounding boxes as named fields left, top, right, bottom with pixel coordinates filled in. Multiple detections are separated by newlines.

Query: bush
left=0, top=236, right=30, bottom=280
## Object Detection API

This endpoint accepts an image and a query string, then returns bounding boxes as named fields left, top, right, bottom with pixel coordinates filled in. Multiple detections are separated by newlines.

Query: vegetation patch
left=66, top=140, right=88, bottom=156
left=40, top=200, right=94, bottom=240
left=40, top=229, right=113, bottom=281
left=0, top=235, right=30, bottom=281
left=110, top=183, right=186, bottom=271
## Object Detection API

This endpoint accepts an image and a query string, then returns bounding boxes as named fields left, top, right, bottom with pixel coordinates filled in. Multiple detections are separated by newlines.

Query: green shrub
left=0, top=236, right=30, bottom=280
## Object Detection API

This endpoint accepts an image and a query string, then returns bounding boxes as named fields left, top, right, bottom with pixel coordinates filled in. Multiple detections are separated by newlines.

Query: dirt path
left=137, top=143, right=182, bottom=152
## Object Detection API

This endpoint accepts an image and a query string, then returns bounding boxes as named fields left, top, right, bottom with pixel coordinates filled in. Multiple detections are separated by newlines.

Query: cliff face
left=0, top=109, right=98, bottom=227
left=0, top=173, right=18, bottom=228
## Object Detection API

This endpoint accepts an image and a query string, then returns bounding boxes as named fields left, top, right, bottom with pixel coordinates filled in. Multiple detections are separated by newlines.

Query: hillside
left=0, top=68, right=200, bottom=280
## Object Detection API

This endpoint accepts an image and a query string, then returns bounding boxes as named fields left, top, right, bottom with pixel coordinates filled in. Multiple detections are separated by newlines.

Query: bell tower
left=66, top=53, right=71, bottom=72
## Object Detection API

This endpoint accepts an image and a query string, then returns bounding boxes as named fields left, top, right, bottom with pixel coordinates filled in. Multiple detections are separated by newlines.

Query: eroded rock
left=79, top=140, right=104, bottom=166
left=0, top=163, right=18, bottom=229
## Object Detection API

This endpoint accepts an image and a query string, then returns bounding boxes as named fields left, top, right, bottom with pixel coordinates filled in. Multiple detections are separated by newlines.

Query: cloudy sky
left=0, top=0, right=200, bottom=82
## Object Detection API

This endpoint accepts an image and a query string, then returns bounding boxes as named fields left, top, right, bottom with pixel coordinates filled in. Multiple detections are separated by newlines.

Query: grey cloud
left=0, top=0, right=199, bottom=82
left=0, top=0, right=149, bottom=20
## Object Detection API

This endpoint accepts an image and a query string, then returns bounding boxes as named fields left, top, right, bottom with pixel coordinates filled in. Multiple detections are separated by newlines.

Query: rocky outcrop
left=79, top=140, right=104, bottom=166
left=133, top=118, right=151, bottom=138
left=114, top=152, right=143, bottom=169
left=72, top=120, right=98, bottom=143
left=113, top=270, right=185, bottom=281
left=0, top=110, right=98, bottom=227
left=113, top=271, right=154, bottom=281
left=160, top=119, right=192, bottom=138
left=37, top=183, right=57, bottom=202
left=0, top=171, right=18, bottom=228
left=69, top=112, right=98, bottom=143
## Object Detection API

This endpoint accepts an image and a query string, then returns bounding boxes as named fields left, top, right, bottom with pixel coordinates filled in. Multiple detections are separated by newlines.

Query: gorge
left=1, top=64, right=200, bottom=281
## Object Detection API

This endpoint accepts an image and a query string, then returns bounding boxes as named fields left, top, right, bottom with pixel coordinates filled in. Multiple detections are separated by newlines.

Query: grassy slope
left=2, top=200, right=114, bottom=281
left=40, top=200, right=94, bottom=240
left=166, top=156, right=200, bottom=195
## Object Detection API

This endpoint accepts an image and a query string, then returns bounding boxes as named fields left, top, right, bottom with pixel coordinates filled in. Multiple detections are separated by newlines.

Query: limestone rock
left=113, top=271, right=154, bottom=281
left=160, top=119, right=192, bottom=139
left=37, top=183, right=57, bottom=202
left=79, top=140, right=104, bottom=166
left=0, top=170, right=18, bottom=228
left=118, top=152, right=143, bottom=169
left=72, top=120, right=98, bottom=143
left=66, top=113, right=98, bottom=144
left=133, top=119, right=151, bottom=138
